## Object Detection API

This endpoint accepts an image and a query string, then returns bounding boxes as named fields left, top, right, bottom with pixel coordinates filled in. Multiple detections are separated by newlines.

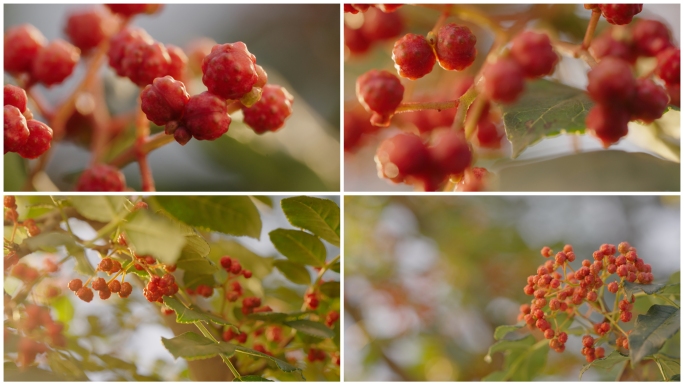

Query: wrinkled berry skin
left=629, top=78, right=669, bottom=123
left=4, top=106, right=29, bottom=153
left=375, top=133, right=429, bottom=182
left=599, top=4, right=643, bottom=25
left=64, top=8, right=112, bottom=53
left=165, top=44, right=188, bottom=81
left=356, top=69, right=404, bottom=127
left=75, top=164, right=126, bottom=191
left=4, top=85, right=28, bottom=113
left=656, top=48, right=680, bottom=85
left=586, top=57, right=635, bottom=105
left=107, top=27, right=154, bottom=77
left=392, top=34, right=436, bottom=80
left=31, top=39, right=80, bottom=86
left=16, top=120, right=53, bottom=159
left=121, top=40, right=171, bottom=87
left=141, top=76, right=190, bottom=126
left=590, top=32, right=637, bottom=63
left=510, top=31, right=558, bottom=78
left=586, top=104, right=630, bottom=147
left=242, top=85, right=294, bottom=134
left=483, top=59, right=525, bottom=103
left=632, top=19, right=672, bottom=57
left=182, top=92, right=230, bottom=141
left=429, top=128, right=472, bottom=175
left=434, top=23, right=477, bottom=71
left=4, top=24, right=47, bottom=73
left=202, top=42, right=258, bottom=100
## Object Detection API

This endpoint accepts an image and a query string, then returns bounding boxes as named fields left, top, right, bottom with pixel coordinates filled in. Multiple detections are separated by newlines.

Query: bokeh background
left=344, top=195, right=680, bottom=381
left=344, top=4, right=680, bottom=191
left=4, top=4, right=340, bottom=191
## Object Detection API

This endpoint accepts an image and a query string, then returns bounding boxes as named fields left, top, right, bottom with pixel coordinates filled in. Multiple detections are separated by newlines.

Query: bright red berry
left=76, top=287, right=94, bottom=302
left=99, top=288, right=112, bottom=300
left=590, top=31, right=637, bottom=63
left=392, top=34, right=436, bottom=80
left=434, top=23, right=476, bottom=71
left=585, top=104, right=630, bottom=148
left=31, top=39, right=80, bottom=87
left=356, top=69, right=404, bottom=127
left=558, top=332, right=568, bottom=344
left=220, top=256, right=232, bottom=270
left=92, top=277, right=107, bottom=291
left=105, top=4, right=159, bottom=17
left=544, top=329, right=555, bottom=339
left=587, top=57, right=635, bottom=105
left=482, top=58, right=525, bottom=103
left=582, top=335, right=595, bottom=348
left=64, top=8, right=114, bottom=54
left=120, top=40, right=171, bottom=87
left=182, top=91, right=230, bottom=141
left=242, top=270, right=252, bottom=278
left=4, top=85, right=28, bottom=113
left=68, top=278, right=83, bottom=292
left=75, top=164, right=126, bottom=191
left=345, top=25, right=371, bottom=55
left=108, top=27, right=154, bottom=76
left=4, top=105, right=29, bottom=154
left=242, top=85, right=294, bottom=134
left=428, top=128, right=472, bottom=176
left=165, top=44, right=188, bottom=81
left=202, top=42, right=258, bottom=100
left=476, top=117, right=503, bottom=149
left=119, top=282, right=132, bottom=298
left=140, top=76, right=190, bottom=126
left=98, top=258, right=113, bottom=272
left=510, top=31, right=558, bottom=78
left=666, top=84, right=679, bottom=107
left=375, top=133, right=429, bottom=182
left=598, top=4, right=643, bottom=25
left=632, top=19, right=672, bottom=56
left=620, top=311, right=633, bottom=322
left=15, top=119, right=53, bottom=159
left=608, top=281, right=619, bottom=293
left=108, top=280, right=121, bottom=293
left=4, top=24, right=47, bottom=73
left=630, top=79, right=669, bottom=123
left=360, top=7, right=403, bottom=41
left=656, top=48, right=680, bottom=85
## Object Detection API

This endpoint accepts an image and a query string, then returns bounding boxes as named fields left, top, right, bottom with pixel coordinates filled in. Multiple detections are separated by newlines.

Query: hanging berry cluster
left=518, top=242, right=653, bottom=362
left=13, top=305, right=67, bottom=367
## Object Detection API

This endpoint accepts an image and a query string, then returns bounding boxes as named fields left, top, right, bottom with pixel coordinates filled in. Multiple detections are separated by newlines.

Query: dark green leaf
left=672, top=374, right=680, bottom=381
left=162, top=332, right=236, bottom=361
left=247, top=312, right=290, bottom=323
left=154, top=196, right=261, bottom=239
left=656, top=354, right=681, bottom=380
left=496, top=151, right=680, bottom=191
left=163, top=297, right=235, bottom=327
left=494, top=324, right=524, bottom=341
left=629, top=305, right=680, bottom=364
left=330, top=260, right=340, bottom=273
left=281, top=196, right=340, bottom=246
left=183, top=271, right=216, bottom=290
left=482, top=371, right=508, bottom=381
left=273, top=260, right=311, bottom=285
left=579, top=350, right=629, bottom=379
left=235, top=376, right=273, bottom=382
left=235, top=345, right=301, bottom=373
left=319, top=281, right=340, bottom=298
left=501, top=79, right=593, bottom=158
left=284, top=319, right=334, bottom=338
left=122, top=210, right=187, bottom=265
left=624, top=281, right=680, bottom=298
left=69, top=196, right=127, bottom=222
left=269, top=229, right=326, bottom=266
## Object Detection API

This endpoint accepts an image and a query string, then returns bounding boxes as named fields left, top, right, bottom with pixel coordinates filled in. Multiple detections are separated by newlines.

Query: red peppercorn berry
left=356, top=69, right=404, bottom=127
left=434, top=23, right=477, bottom=71
left=141, top=76, right=190, bottom=126
left=75, top=164, right=126, bottom=191
left=392, top=34, right=436, bottom=80
left=242, top=85, right=294, bottom=134
left=202, top=42, right=258, bottom=100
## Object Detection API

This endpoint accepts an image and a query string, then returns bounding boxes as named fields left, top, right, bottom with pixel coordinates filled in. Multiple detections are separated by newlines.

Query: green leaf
left=624, top=281, right=680, bottom=298
left=247, top=312, right=291, bottom=323
left=176, top=233, right=218, bottom=275
left=319, top=281, right=340, bottom=298
left=494, top=324, right=524, bottom=341
left=15, top=196, right=54, bottom=219
left=183, top=271, right=216, bottom=289
left=22, top=232, right=95, bottom=276
left=629, top=305, right=680, bottom=364
left=273, top=260, right=311, bottom=285
left=161, top=332, right=236, bottom=361
left=501, top=79, right=593, bottom=158
left=482, top=371, right=508, bottom=381
left=51, top=295, right=74, bottom=325
left=122, top=210, right=187, bottom=265
left=281, top=196, right=340, bottom=246
left=47, top=352, right=88, bottom=380
left=330, top=260, right=340, bottom=273
left=251, top=196, right=273, bottom=208
left=154, top=196, right=261, bottom=239
left=163, top=297, right=235, bottom=328
left=486, top=335, right=535, bottom=360
left=4, top=363, right=69, bottom=381
left=235, top=345, right=301, bottom=373
left=496, top=151, right=680, bottom=191
left=656, top=354, right=681, bottom=380
left=284, top=319, right=334, bottom=338
left=579, top=350, right=629, bottom=379
left=69, top=196, right=127, bottom=222
left=235, top=376, right=273, bottom=382
left=269, top=229, right=326, bottom=267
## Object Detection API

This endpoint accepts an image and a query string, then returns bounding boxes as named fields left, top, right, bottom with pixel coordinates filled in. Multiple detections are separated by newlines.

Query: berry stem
left=582, top=9, right=602, bottom=50
left=108, top=132, right=175, bottom=169
left=134, top=98, right=155, bottom=192
left=451, top=86, right=479, bottom=131
left=464, top=96, right=487, bottom=140
left=226, top=100, right=242, bottom=115
left=394, top=99, right=459, bottom=114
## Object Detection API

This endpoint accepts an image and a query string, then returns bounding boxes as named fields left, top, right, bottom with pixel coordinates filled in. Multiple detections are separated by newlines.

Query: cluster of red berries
left=307, top=348, right=327, bottom=363
left=10, top=263, right=40, bottom=285
left=222, top=327, right=248, bottom=344
left=225, top=281, right=243, bottom=302
left=483, top=30, right=558, bottom=104
left=220, top=256, right=253, bottom=279
left=518, top=242, right=651, bottom=362
left=344, top=6, right=403, bottom=55
left=68, top=257, right=135, bottom=302
left=4, top=24, right=80, bottom=87
left=586, top=4, right=643, bottom=26
left=344, top=4, right=404, bottom=14
left=5, top=197, right=44, bottom=237
left=242, top=296, right=272, bottom=315
left=143, top=273, right=180, bottom=303
left=188, top=284, right=214, bottom=298
left=304, top=292, right=320, bottom=310
left=15, top=304, right=66, bottom=367
left=374, top=129, right=472, bottom=191
left=585, top=17, right=678, bottom=147
left=140, top=39, right=293, bottom=145
left=325, top=310, right=340, bottom=327
left=4, top=84, right=53, bottom=159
